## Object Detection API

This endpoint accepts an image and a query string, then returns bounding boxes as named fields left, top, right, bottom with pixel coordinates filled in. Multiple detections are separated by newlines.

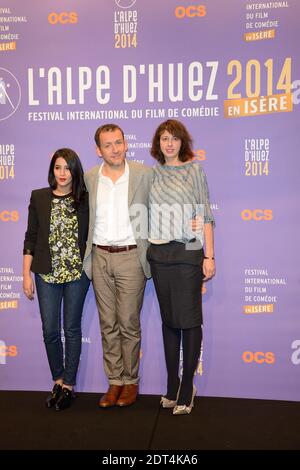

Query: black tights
left=162, top=323, right=202, bottom=405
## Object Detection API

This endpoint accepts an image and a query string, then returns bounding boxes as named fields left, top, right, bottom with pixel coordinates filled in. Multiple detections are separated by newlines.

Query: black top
left=23, top=187, right=89, bottom=274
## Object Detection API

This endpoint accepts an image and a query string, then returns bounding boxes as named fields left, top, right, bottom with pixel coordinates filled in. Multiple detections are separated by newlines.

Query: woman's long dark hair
left=48, top=148, right=86, bottom=208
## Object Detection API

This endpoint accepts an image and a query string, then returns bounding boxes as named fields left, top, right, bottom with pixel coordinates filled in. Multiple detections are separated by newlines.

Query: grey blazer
left=83, top=160, right=152, bottom=279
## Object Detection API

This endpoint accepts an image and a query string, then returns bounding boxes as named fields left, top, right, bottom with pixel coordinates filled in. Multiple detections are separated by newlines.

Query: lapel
left=43, top=188, right=52, bottom=235
left=90, top=166, right=100, bottom=221
left=128, top=161, right=142, bottom=207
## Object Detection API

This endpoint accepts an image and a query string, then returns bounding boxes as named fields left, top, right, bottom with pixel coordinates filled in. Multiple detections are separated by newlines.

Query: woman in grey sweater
left=147, top=119, right=215, bottom=415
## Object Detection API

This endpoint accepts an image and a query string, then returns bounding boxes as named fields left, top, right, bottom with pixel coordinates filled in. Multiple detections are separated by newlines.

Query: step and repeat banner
left=1, top=0, right=300, bottom=401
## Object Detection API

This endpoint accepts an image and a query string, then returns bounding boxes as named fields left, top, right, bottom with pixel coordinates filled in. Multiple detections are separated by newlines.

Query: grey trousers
left=92, top=246, right=146, bottom=385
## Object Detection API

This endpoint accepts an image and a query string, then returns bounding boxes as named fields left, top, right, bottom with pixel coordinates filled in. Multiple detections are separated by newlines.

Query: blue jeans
left=35, top=272, right=90, bottom=386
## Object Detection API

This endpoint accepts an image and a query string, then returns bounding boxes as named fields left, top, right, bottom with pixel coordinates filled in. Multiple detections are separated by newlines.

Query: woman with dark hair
left=147, top=120, right=215, bottom=415
left=23, top=148, right=90, bottom=411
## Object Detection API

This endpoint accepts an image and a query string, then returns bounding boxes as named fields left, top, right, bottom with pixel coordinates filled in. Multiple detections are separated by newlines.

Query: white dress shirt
left=93, top=161, right=136, bottom=246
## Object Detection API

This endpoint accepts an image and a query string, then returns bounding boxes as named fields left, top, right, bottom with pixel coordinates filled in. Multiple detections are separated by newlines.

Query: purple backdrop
left=1, top=0, right=300, bottom=401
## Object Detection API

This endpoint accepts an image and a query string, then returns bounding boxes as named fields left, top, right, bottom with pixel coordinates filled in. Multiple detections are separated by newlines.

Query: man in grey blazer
left=84, top=124, right=151, bottom=407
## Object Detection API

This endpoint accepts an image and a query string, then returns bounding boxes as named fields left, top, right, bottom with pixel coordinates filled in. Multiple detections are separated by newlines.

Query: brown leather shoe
left=99, top=385, right=123, bottom=408
left=116, top=384, right=138, bottom=407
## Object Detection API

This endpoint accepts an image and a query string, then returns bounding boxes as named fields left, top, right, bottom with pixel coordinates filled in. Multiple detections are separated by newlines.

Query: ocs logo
left=242, top=351, right=275, bottom=364
left=193, top=149, right=206, bottom=161
left=0, top=210, right=19, bottom=222
left=115, top=0, right=137, bottom=8
left=48, top=12, right=78, bottom=24
left=0, top=340, right=18, bottom=365
left=241, top=209, right=273, bottom=221
left=175, top=5, right=207, bottom=18
left=0, top=68, right=21, bottom=122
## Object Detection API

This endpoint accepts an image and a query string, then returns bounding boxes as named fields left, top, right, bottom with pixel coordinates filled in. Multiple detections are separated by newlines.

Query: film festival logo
left=114, top=0, right=138, bottom=49
left=115, top=0, right=136, bottom=8
left=0, top=68, right=21, bottom=121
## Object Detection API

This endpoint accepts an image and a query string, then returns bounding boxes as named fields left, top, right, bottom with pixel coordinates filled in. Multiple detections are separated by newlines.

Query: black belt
left=93, top=244, right=137, bottom=253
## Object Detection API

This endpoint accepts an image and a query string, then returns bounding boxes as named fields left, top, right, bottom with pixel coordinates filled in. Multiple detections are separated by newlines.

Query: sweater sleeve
left=195, top=165, right=215, bottom=227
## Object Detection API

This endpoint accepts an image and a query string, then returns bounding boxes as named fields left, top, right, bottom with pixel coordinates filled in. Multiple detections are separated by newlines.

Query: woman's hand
left=23, top=273, right=35, bottom=300
left=203, top=258, right=216, bottom=280
left=190, top=215, right=204, bottom=234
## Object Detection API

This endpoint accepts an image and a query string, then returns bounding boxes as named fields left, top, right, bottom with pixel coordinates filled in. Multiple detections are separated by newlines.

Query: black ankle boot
left=45, top=383, right=62, bottom=408
left=55, top=387, right=75, bottom=411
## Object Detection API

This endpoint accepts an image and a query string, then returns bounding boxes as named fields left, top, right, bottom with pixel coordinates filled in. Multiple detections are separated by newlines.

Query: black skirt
left=147, top=241, right=204, bottom=329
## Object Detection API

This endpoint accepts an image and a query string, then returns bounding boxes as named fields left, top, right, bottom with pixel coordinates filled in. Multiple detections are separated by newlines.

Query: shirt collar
left=98, top=160, right=128, bottom=181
